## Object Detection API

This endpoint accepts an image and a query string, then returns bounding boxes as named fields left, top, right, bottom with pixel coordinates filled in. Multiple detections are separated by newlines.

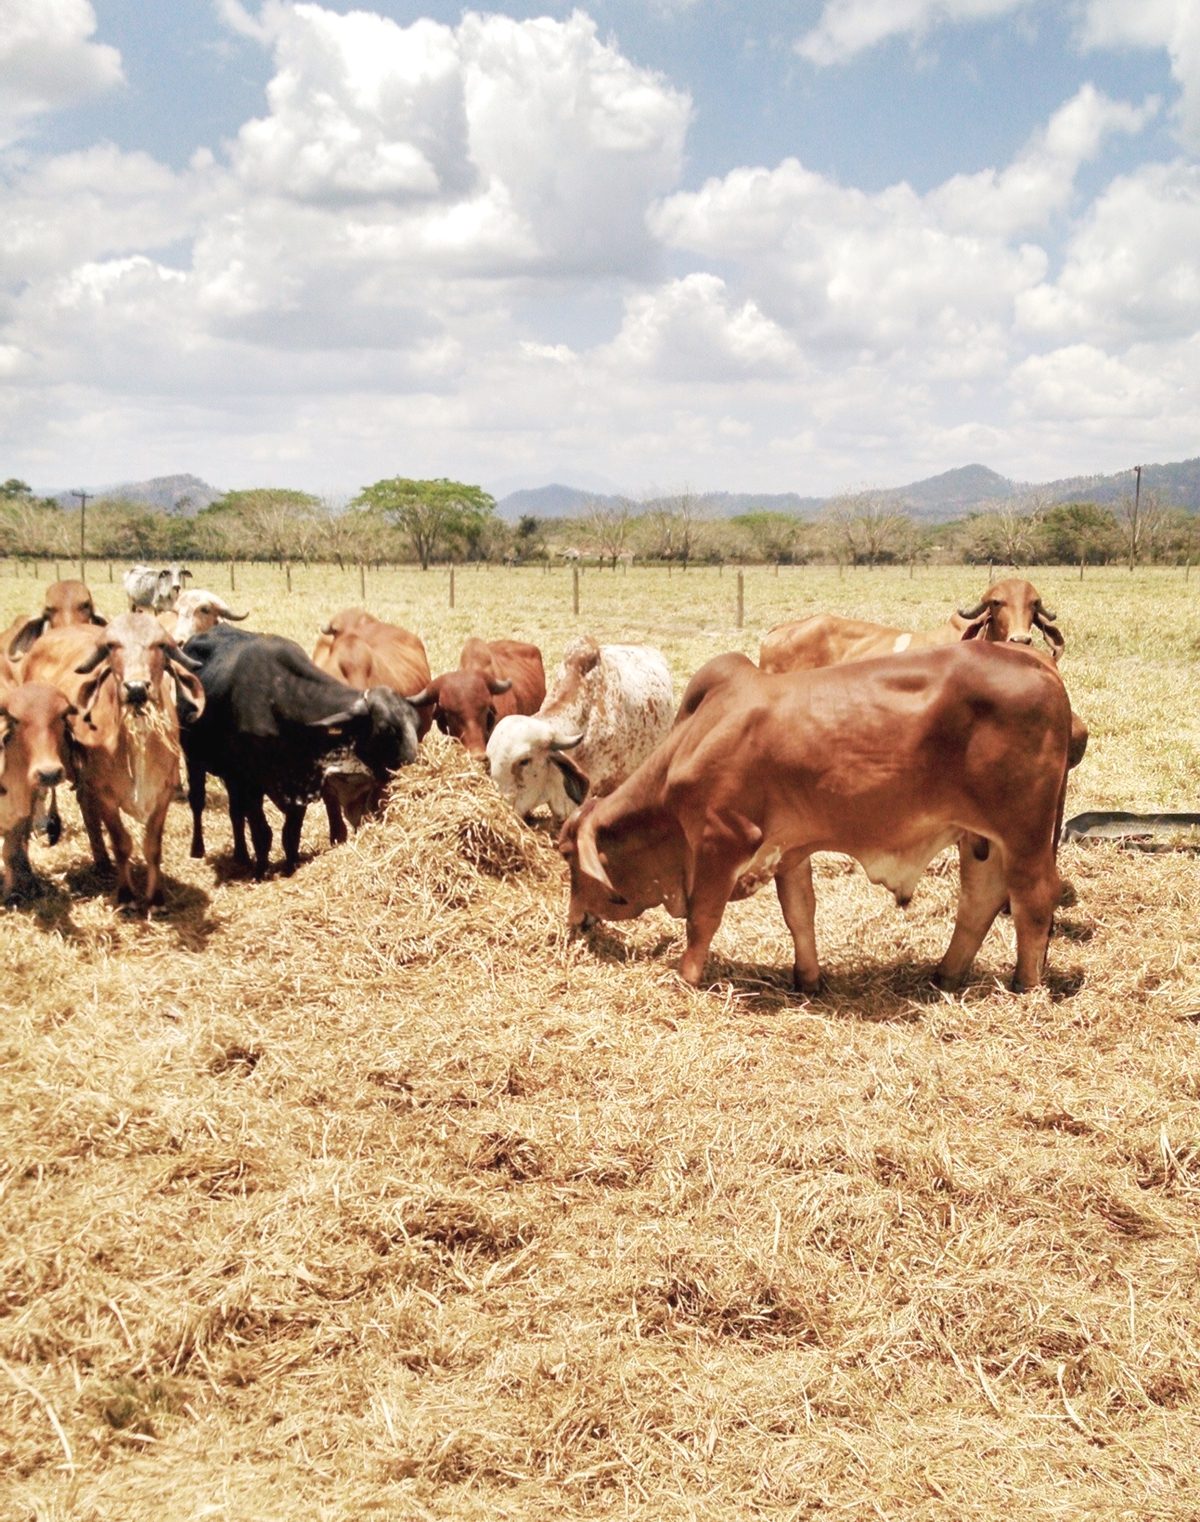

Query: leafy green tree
left=730, top=511, right=808, bottom=565
left=352, top=477, right=495, bottom=570
left=1035, top=502, right=1119, bottom=566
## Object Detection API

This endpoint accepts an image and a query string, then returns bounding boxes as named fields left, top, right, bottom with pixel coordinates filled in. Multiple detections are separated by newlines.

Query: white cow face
left=487, top=715, right=588, bottom=822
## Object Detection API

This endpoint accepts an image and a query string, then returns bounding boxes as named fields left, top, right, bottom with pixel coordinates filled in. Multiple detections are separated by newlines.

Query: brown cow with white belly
left=0, top=682, right=74, bottom=898
left=561, top=644, right=1071, bottom=995
left=24, top=613, right=204, bottom=908
left=412, top=638, right=546, bottom=760
left=311, top=608, right=434, bottom=841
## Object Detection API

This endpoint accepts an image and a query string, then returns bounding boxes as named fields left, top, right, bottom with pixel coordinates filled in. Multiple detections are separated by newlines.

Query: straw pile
left=3, top=699, right=1200, bottom=1517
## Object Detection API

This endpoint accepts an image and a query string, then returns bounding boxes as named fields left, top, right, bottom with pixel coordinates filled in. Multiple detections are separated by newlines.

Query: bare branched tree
left=826, top=493, right=912, bottom=567
left=584, top=497, right=634, bottom=569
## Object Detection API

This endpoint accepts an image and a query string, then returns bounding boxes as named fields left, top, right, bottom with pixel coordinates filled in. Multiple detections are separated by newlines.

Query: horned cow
left=24, top=613, right=205, bottom=907
left=0, top=682, right=74, bottom=898
left=487, top=636, right=674, bottom=823
left=561, top=644, right=1071, bottom=995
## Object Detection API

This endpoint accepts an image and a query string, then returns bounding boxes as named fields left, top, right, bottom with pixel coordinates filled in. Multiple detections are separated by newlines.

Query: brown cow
left=759, top=578, right=1063, bottom=673
left=760, top=577, right=1086, bottom=770
left=161, top=589, right=249, bottom=645
left=561, top=644, right=1071, bottom=994
left=312, top=608, right=434, bottom=841
left=0, top=682, right=74, bottom=898
left=2, top=579, right=108, bottom=662
left=412, top=638, right=546, bottom=760
left=24, top=613, right=205, bottom=908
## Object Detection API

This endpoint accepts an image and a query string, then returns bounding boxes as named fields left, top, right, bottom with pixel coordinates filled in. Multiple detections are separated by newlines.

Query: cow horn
left=74, top=643, right=110, bottom=674
left=320, top=623, right=336, bottom=635
left=408, top=686, right=437, bottom=707
left=487, top=676, right=513, bottom=696
left=958, top=600, right=987, bottom=620
left=1038, top=606, right=1057, bottom=622
left=575, top=808, right=615, bottom=892
left=549, top=732, right=584, bottom=752
left=164, top=641, right=202, bottom=671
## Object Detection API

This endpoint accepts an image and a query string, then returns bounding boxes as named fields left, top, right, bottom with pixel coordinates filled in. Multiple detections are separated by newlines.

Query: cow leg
left=77, top=780, right=112, bottom=871
left=99, top=802, right=135, bottom=906
left=2, top=820, right=36, bottom=899
left=187, top=758, right=207, bottom=859
left=934, top=837, right=1009, bottom=991
left=243, top=793, right=273, bottom=878
left=775, top=856, right=821, bottom=993
left=142, top=794, right=171, bottom=908
left=322, top=782, right=347, bottom=847
left=678, top=853, right=741, bottom=986
left=226, top=783, right=252, bottom=867
left=281, top=804, right=306, bottom=875
left=1007, top=853, right=1060, bottom=994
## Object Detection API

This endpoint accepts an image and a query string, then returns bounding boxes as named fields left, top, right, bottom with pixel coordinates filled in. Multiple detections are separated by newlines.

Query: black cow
left=182, top=625, right=420, bottom=877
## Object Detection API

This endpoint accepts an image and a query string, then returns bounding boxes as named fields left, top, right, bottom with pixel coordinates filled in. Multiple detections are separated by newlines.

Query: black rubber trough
left=1063, top=811, right=1200, bottom=850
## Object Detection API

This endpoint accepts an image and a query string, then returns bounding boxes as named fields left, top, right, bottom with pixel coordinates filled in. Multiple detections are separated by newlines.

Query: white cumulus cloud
left=1083, top=0, right=1200, bottom=150
left=0, top=0, right=122, bottom=143
left=796, top=0, right=1028, bottom=65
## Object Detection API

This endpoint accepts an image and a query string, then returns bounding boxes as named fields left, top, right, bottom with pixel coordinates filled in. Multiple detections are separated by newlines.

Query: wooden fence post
left=359, top=562, right=366, bottom=599
left=285, top=562, right=292, bottom=592
left=572, top=565, right=580, bottom=615
left=449, top=565, right=455, bottom=608
left=736, top=569, right=744, bottom=630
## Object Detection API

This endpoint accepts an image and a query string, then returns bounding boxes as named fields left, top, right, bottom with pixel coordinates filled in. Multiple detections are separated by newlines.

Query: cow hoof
left=116, top=886, right=135, bottom=907
left=189, top=845, right=205, bottom=860
left=1010, top=976, right=1030, bottom=995
left=932, top=971, right=962, bottom=993
left=793, top=972, right=825, bottom=996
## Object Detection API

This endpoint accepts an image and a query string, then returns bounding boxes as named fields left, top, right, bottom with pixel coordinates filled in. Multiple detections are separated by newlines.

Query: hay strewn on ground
left=2, top=565, right=1200, bottom=1519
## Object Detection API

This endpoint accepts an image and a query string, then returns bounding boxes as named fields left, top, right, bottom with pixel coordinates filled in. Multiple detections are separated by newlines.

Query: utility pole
left=71, top=490, right=91, bottom=581
left=1129, top=465, right=1141, bottom=572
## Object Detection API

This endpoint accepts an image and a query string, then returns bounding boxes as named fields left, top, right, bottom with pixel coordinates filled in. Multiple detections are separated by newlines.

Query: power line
left=71, top=490, right=90, bottom=580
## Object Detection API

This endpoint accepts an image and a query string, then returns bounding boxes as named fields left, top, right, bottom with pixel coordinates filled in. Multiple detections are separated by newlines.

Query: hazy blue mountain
left=499, top=457, right=1200, bottom=523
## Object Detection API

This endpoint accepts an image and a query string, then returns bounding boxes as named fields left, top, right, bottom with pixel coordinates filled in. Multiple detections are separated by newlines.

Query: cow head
left=310, top=686, right=419, bottom=780
left=0, top=682, right=74, bottom=823
left=958, top=579, right=1064, bottom=662
left=559, top=798, right=686, bottom=927
left=172, top=590, right=249, bottom=644
left=410, top=670, right=512, bottom=759
left=7, top=580, right=107, bottom=658
left=487, top=715, right=589, bottom=820
left=73, top=612, right=205, bottom=726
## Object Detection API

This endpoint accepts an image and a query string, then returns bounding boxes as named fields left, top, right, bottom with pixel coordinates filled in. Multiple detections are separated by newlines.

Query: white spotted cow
left=486, top=635, right=673, bottom=823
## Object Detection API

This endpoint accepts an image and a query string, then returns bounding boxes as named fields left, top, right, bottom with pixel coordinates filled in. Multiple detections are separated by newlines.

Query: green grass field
left=3, top=559, right=1200, bottom=1520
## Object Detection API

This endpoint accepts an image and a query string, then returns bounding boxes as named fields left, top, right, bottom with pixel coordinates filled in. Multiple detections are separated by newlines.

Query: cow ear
left=550, top=752, right=590, bottom=805
left=487, top=676, right=513, bottom=696
left=310, top=697, right=368, bottom=729
left=8, top=615, right=47, bottom=658
left=76, top=666, right=113, bottom=726
left=169, top=662, right=206, bottom=722
left=90, top=611, right=108, bottom=627
left=1036, top=614, right=1065, bottom=661
left=958, top=613, right=989, bottom=642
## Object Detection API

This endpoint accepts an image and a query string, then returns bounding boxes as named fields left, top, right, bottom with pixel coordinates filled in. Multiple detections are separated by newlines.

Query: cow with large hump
left=561, top=643, right=1071, bottom=994
left=412, top=638, right=545, bottom=760
left=759, top=578, right=1064, bottom=673
left=23, top=613, right=205, bottom=908
left=2, top=580, right=107, bottom=664
left=0, top=682, right=75, bottom=899
left=312, top=608, right=433, bottom=842
left=487, top=636, right=675, bottom=823
left=182, top=625, right=420, bottom=877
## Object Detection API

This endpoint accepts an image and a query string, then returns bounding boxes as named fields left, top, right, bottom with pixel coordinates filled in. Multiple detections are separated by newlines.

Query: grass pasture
left=3, top=560, right=1200, bottom=1520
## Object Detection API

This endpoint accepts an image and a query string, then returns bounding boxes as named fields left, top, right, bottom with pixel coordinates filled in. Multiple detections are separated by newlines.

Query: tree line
left=1, top=475, right=1195, bottom=572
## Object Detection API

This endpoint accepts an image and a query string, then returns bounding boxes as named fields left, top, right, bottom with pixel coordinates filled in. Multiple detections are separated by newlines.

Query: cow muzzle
left=123, top=681, right=149, bottom=707
left=1007, top=633, right=1033, bottom=645
left=35, top=764, right=64, bottom=788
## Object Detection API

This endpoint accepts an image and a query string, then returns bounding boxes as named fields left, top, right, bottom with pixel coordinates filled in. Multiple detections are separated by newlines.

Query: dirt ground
left=2, top=561, right=1200, bottom=1520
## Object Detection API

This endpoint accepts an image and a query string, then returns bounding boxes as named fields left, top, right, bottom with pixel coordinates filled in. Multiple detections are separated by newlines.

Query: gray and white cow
left=124, top=563, right=192, bottom=613
left=486, top=635, right=673, bottom=823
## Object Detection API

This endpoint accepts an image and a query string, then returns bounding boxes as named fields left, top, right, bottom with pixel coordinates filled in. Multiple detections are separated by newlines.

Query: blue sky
left=2, top=0, right=1198, bottom=496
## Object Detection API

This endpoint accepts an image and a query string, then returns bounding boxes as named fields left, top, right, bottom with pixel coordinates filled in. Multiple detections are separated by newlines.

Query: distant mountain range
left=51, top=473, right=222, bottom=515
left=38, top=456, right=1200, bottom=525
left=497, top=457, right=1200, bottom=523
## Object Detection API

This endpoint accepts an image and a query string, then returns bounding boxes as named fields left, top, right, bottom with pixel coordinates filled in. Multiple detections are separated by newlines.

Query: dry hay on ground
left=2, top=730, right=1200, bottom=1520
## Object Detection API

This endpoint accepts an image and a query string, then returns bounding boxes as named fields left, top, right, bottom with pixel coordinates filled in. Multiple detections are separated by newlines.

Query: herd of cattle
left=0, top=570, right=1086, bottom=993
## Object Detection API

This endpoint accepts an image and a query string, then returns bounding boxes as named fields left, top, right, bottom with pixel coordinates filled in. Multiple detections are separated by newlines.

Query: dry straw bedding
left=2, top=564, right=1200, bottom=1519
